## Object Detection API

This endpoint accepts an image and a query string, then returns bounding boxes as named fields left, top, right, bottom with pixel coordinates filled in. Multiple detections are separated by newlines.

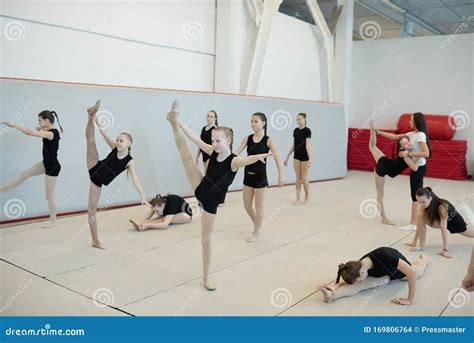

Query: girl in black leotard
left=129, top=193, right=192, bottom=231
left=166, top=101, right=272, bottom=291
left=1, top=110, right=63, bottom=228
left=407, top=187, right=474, bottom=258
left=234, top=112, right=284, bottom=243
left=284, top=113, right=312, bottom=205
left=318, top=247, right=428, bottom=306
left=368, top=121, right=419, bottom=225
left=85, top=100, right=149, bottom=249
left=195, top=110, right=218, bottom=171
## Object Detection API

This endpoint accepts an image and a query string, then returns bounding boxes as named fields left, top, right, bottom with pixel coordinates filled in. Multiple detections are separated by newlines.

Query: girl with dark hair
left=234, top=112, right=285, bottom=242
left=318, top=247, right=428, bottom=305
left=129, top=193, right=192, bottom=231
left=368, top=121, right=419, bottom=225
left=85, top=100, right=149, bottom=249
left=284, top=113, right=312, bottom=205
left=376, top=112, right=431, bottom=231
left=166, top=101, right=272, bottom=290
left=195, top=110, right=218, bottom=171
left=406, top=187, right=474, bottom=258
left=1, top=110, right=63, bottom=228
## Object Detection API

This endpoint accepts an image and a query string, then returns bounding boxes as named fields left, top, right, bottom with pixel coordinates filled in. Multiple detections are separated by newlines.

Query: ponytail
left=38, top=110, right=63, bottom=133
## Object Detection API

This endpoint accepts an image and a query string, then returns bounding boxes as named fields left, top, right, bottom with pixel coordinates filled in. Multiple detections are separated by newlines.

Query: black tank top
left=245, top=134, right=269, bottom=174
left=201, top=151, right=237, bottom=196
left=200, top=126, right=216, bottom=155
left=42, top=129, right=60, bottom=163
left=446, top=201, right=467, bottom=233
left=99, top=148, right=133, bottom=186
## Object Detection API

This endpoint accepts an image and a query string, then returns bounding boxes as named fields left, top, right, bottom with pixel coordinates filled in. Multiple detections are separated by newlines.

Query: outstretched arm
left=234, top=137, right=248, bottom=156
left=96, top=120, right=115, bottom=149
left=178, top=120, right=214, bottom=156
left=377, top=130, right=406, bottom=141
left=1, top=122, right=53, bottom=140
left=231, top=152, right=272, bottom=172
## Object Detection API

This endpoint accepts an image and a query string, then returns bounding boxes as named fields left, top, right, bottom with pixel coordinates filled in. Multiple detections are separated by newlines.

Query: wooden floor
left=1, top=171, right=473, bottom=316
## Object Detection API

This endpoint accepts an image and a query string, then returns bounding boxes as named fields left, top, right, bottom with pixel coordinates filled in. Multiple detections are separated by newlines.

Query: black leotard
left=244, top=134, right=269, bottom=188
left=360, top=247, right=411, bottom=280
left=293, top=127, right=311, bottom=161
left=200, top=126, right=216, bottom=163
left=89, top=148, right=132, bottom=187
left=42, top=129, right=61, bottom=177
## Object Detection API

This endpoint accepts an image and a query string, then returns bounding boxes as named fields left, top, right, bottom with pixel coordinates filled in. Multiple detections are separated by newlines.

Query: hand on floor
left=390, top=297, right=412, bottom=305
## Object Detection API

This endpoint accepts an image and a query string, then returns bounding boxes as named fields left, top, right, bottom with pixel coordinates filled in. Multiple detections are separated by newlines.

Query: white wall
left=1, top=0, right=216, bottom=91
left=351, top=33, right=474, bottom=173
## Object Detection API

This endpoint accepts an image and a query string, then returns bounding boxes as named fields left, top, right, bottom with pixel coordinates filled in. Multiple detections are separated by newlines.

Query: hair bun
left=338, top=263, right=345, bottom=269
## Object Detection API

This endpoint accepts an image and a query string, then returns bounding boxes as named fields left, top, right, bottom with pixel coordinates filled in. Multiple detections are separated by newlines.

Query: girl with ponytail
left=195, top=110, right=218, bottom=171
left=376, top=112, right=431, bottom=231
left=406, top=187, right=474, bottom=258
left=318, top=247, right=428, bottom=306
left=234, top=112, right=285, bottom=242
left=1, top=110, right=64, bottom=227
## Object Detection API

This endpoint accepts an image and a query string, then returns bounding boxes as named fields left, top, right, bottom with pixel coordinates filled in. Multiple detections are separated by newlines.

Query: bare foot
left=87, top=100, right=100, bottom=119
left=369, top=120, right=377, bottom=131
left=166, top=100, right=179, bottom=122
left=381, top=218, right=395, bottom=225
left=246, top=233, right=259, bottom=243
left=129, top=219, right=143, bottom=231
left=317, top=284, right=335, bottom=303
left=409, top=246, right=425, bottom=252
left=92, top=241, right=107, bottom=250
left=404, top=241, right=416, bottom=247
left=293, top=200, right=301, bottom=206
left=202, top=278, right=216, bottom=291
left=41, top=221, right=56, bottom=228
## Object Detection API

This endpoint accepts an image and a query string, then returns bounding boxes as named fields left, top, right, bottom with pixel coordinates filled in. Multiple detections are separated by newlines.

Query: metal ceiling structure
left=278, top=0, right=474, bottom=40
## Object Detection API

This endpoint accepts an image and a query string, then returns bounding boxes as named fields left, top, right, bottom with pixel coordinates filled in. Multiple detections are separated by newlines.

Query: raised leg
left=0, top=161, right=45, bottom=192
left=368, top=128, right=385, bottom=162
left=85, top=112, right=100, bottom=170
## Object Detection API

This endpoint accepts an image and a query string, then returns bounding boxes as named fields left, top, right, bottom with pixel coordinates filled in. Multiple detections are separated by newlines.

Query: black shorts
left=194, top=183, right=220, bottom=215
left=43, top=160, right=61, bottom=177
left=375, top=157, right=406, bottom=178
left=294, top=155, right=309, bottom=162
left=202, top=152, right=211, bottom=163
left=410, top=165, right=426, bottom=202
left=243, top=172, right=268, bottom=189
left=89, top=163, right=104, bottom=187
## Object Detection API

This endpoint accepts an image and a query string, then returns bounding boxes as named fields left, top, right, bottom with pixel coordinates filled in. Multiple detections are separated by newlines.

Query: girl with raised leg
left=165, top=101, right=272, bottom=290
left=1, top=110, right=63, bottom=228
left=85, top=100, right=148, bottom=249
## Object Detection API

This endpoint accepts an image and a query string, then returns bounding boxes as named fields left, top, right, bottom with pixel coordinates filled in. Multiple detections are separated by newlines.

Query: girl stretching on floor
left=86, top=100, right=148, bottom=249
left=407, top=187, right=474, bottom=258
left=129, top=193, right=193, bottom=231
left=234, top=112, right=284, bottom=242
left=318, top=247, right=428, bottom=306
left=369, top=121, right=419, bottom=225
left=165, top=101, right=272, bottom=290
left=1, top=110, right=63, bottom=228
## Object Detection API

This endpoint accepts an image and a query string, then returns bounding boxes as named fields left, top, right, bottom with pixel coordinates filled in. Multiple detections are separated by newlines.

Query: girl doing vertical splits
left=368, top=121, right=419, bottom=225
left=85, top=100, right=148, bottom=249
left=406, top=187, right=474, bottom=258
left=129, top=193, right=192, bottom=231
left=376, top=113, right=431, bottom=231
left=284, top=113, right=312, bottom=205
left=165, top=101, right=272, bottom=290
left=318, top=247, right=428, bottom=306
left=234, top=112, right=284, bottom=243
left=1, top=111, right=63, bottom=228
